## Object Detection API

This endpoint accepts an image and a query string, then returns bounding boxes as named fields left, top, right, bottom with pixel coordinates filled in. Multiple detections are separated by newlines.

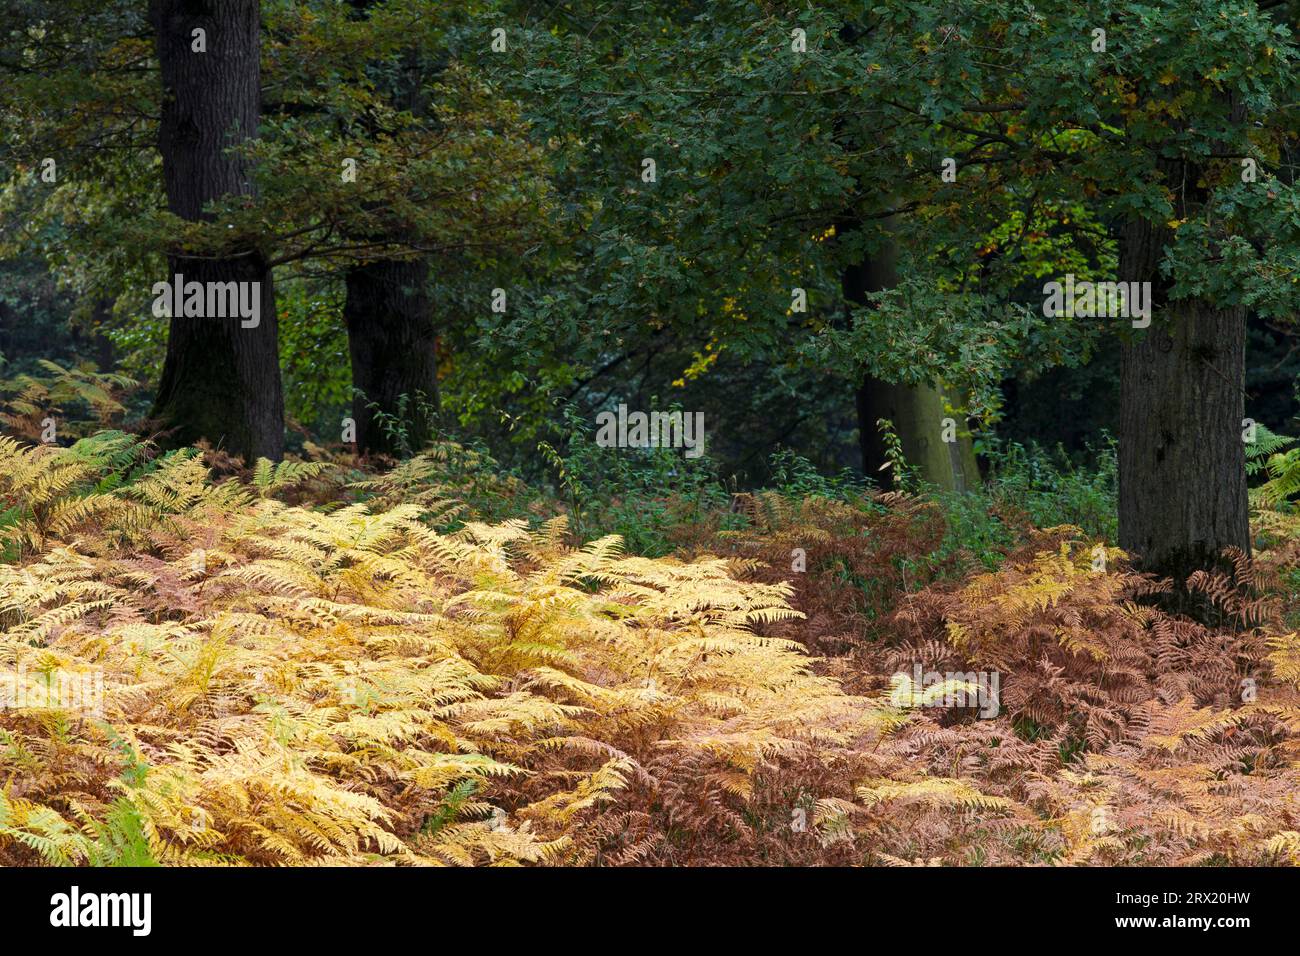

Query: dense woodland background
left=4, top=0, right=1300, bottom=867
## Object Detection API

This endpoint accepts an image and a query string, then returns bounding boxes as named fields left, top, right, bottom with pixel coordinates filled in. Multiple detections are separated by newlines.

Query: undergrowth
left=2, top=430, right=1299, bottom=866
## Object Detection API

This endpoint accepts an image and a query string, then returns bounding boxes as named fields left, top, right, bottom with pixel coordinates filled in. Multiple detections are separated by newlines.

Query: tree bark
left=855, top=378, right=980, bottom=492
left=1118, top=210, right=1249, bottom=582
left=334, top=2, right=439, bottom=456
left=842, top=241, right=980, bottom=493
left=343, top=257, right=439, bottom=455
left=147, top=0, right=284, bottom=462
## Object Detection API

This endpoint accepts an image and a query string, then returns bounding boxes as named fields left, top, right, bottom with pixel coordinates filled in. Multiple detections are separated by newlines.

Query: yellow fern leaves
left=0, top=436, right=892, bottom=866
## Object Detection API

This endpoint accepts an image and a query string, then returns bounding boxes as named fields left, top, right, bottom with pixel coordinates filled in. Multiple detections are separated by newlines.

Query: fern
left=0, top=360, right=137, bottom=443
left=6, top=432, right=1298, bottom=866
left=1245, top=423, right=1296, bottom=476
left=0, top=434, right=896, bottom=866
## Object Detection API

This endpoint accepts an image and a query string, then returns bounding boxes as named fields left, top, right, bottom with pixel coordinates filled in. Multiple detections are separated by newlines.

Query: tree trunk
left=856, top=378, right=980, bottom=492
left=343, top=257, right=439, bottom=455
left=147, top=0, right=284, bottom=462
left=1118, top=213, right=1249, bottom=582
left=842, top=242, right=980, bottom=493
left=334, top=5, right=437, bottom=457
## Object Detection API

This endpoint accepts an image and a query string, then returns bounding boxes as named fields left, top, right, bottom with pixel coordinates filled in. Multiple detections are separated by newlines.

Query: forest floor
left=2, top=432, right=1300, bottom=866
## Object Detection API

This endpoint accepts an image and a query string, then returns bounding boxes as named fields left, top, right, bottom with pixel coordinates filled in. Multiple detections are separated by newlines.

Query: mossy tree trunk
left=842, top=240, right=981, bottom=493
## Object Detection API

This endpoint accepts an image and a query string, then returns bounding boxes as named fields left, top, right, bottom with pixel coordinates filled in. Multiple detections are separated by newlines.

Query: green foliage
left=986, top=437, right=1119, bottom=540
left=83, top=798, right=160, bottom=868
left=420, top=779, right=479, bottom=838
left=766, top=448, right=869, bottom=502
left=278, top=283, right=351, bottom=437
left=0, top=359, right=137, bottom=442
left=874, top=419, right=915, bottom=495
left=538, top=404, right=740, bottom=556
left=362, top=390, right=441, bottom=461
left=251, top=458, right=334, bottom=498
left=1246, top=423, right=1296, bottom=477
left=935, top=438, right=1118, bottom=571
left=348, top=438, right=535, bottom=528
left=1245, top=423, right=1300, bottom=517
